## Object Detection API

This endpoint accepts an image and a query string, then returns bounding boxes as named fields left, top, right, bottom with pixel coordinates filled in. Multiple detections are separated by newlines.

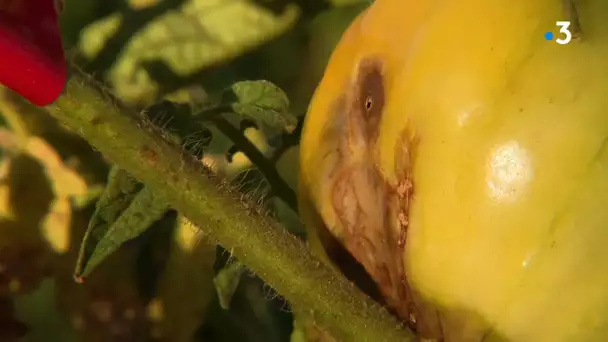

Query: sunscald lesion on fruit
left=315, top=56, right=441, bottom=339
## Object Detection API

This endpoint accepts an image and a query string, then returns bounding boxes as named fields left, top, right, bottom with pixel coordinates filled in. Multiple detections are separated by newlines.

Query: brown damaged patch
left=140, top=145, right=158, bottom=167
left=320, top=57, right=442, bottom=340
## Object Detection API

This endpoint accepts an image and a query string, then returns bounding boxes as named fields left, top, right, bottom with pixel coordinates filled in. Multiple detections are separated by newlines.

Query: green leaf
left=213, top=259, right=246, bottom=309
left=227, top=80, right=297, bottom=134
left=74, top=166, right=169, bottom=279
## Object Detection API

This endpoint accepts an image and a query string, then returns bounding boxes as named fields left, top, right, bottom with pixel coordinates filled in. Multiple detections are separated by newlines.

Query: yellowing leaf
left=0, top=127, right=91, bottom=202
left=79, top=13, right=122, bottom=58
left=41, top=197, right=72, bottom=254
left=0, top=127, right=98, bottom=254
left=0, top=160, right=14, bottom=220
left=24, top=137, right=89, bottom=199
left=79, top=0, right=300, bottom=103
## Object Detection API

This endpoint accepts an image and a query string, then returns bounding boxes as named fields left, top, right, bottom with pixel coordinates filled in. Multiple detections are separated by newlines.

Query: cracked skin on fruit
left=297, top=0, right=608, bottom=341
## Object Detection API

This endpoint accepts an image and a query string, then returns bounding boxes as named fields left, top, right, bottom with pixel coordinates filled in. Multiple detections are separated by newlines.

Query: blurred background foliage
left=0, top=0, right=371, bottom=341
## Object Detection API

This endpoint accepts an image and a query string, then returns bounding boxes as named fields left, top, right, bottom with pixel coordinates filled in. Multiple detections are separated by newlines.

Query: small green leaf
left=74, top=166, right=169, bottom=279
left=228, top=80, right=297, bottom=134
left=213, top=260, right=246, bottom=310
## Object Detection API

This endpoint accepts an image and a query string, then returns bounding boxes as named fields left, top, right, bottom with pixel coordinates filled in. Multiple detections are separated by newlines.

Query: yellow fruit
left=298, top=0, right=608, bottom=341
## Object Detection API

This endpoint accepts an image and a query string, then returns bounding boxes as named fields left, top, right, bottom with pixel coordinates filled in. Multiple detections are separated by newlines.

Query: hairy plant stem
left=44, top=71, right=414, bottom=342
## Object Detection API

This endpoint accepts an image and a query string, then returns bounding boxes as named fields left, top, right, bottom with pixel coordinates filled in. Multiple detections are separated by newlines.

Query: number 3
left=556, top=21, right=572, bottom=45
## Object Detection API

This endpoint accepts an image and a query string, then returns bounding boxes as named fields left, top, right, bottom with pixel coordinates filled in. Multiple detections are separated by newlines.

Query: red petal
left=0, top=0, right=66, bottom=106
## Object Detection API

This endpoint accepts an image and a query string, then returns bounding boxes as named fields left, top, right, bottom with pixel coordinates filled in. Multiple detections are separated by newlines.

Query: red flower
left=0, top=0, right=66, bottom=106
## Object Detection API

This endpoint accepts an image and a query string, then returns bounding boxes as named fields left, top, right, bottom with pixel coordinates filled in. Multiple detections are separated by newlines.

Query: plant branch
left=44, top=70, right=414, bottom=342
left=210, top=115, right=298, bottom=213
